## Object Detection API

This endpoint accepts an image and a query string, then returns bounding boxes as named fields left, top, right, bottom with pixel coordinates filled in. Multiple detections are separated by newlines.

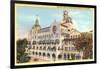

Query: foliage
left=17, top=38, right=30, bottom=63
left=74, top=32, right=93, bottom=59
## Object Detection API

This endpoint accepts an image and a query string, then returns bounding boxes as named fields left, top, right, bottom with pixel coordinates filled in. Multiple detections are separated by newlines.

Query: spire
left=35, top=19, right=39, bottom=26
left=35, top=15, right=39, bottom=26
left=32, top=15, right=41, bottom=29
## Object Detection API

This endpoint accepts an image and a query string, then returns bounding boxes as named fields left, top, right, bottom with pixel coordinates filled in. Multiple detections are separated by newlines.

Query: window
left=58, top=47, right=60, bottom=50
left=43, top=53, right=46, bottom=56
left=33, top=51, right=34, bottom=55
left=47, top=53, right=50, bottom=58
left=36, top=52, right=38, bottom=55
left=58, top=54, right=62, bottom=59
left=39, top=52, right=41, bottom=56
left=43, top=46, right=46, bottom=50
left=32, top=41, right=36, bottom=45
left=52, top=53, right=56, bottom=60
left=33, top=46, right=35, bottom=49
left=36, top=47, right=38, bottom=49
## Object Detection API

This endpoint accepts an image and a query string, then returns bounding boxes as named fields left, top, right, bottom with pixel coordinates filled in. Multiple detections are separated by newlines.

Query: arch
left=39, top=52, right=41, bottom=56
left=32, top=41, right=36, bottom=45
left=39, top=46, right=42, bottom=50
left=33, top=46, right=35, bottom=49
left=47, top=47, right=50, bottom=51
left=64, top=53, right=67, bottom=60
left=58, top=47, right=60, bottom=50
left=36, top=46, right=38, bottom=49
left=52, top=46, right=56, bottom=51
left=36, top=52, right=38, bottom=55
left=43, top=46, right=46, bottom=50
left=52, top=53, right=56, bottom=61
left=47, top=53, right=50, bottom=58
left=58, top=54, right=62, bottom=59
left=33, top=51, right=34, bottom=55
left=43, top=52, right=46, bottom=56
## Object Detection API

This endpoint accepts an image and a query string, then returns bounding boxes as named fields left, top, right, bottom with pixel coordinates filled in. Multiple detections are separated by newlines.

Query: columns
left=80, top=51, right=83, bottom=60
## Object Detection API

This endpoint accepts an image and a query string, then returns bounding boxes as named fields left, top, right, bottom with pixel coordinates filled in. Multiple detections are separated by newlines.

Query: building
left=25, top=10, right=83, bottom=61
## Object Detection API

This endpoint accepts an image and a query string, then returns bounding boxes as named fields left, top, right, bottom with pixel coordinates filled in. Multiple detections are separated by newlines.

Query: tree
left=74, top=32, right=93, bottom=59
left=17, top=38, right=30, bottom=63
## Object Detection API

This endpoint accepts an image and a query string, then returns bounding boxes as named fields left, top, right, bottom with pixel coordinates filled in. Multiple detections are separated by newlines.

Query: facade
left=26, top=10, right=83, bottom=61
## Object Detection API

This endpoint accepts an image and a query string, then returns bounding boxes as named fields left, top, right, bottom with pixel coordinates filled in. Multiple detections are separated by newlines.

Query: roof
left=40, top=27, right=50, bottom=32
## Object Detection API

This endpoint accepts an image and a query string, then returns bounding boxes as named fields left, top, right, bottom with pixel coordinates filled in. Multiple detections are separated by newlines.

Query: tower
left=32, top=16, right=41, bottom=33
left=63, top=10, right=72, bottom=23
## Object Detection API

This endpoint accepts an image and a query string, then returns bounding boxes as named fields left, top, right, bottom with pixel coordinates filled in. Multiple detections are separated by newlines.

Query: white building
left=26, top=10, right=83, bottom=61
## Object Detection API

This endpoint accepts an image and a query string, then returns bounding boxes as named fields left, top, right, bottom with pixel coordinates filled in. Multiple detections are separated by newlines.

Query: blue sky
left=15, top=4, right=94, bottom=39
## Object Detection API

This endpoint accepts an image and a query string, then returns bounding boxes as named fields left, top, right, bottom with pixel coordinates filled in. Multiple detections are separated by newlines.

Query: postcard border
left=10, top=0, right=97, bottom=68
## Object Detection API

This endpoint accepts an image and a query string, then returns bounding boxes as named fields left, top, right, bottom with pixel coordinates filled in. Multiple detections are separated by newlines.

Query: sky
left=15, top=4, right=94, bottom=39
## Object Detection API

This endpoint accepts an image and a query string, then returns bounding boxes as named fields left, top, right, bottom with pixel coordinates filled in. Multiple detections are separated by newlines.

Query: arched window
left=43, top=46, right=46, bottom=50
left=47, top=53, right=50, bottom=58
left=36, top=52, right=38, bottom=55
left=36, top=47, right=38, bottom=49
left=58, top=47, right=60, bottom=50
left=32, top=41, right=36, bottom=45
left=33, top=51, right=34, bottom=55
left=39, top=52, right=41, bottom=56
left=43, top=52, right=46, bottom=56
left=47, top=47, right=50, bottom=51
left=52, top=53, right=56, bottom=61
left=58, top=54, right=62, bottom=59
left=52, top=46, right=56, bottom=51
